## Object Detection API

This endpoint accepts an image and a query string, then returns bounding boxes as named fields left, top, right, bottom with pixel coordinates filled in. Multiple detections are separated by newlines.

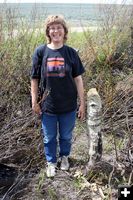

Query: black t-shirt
left=31, top=44, right=85, bottom=114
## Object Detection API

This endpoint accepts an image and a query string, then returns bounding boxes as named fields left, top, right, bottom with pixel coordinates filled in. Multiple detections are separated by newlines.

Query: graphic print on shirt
left=46, top=57, right=65, bottom=77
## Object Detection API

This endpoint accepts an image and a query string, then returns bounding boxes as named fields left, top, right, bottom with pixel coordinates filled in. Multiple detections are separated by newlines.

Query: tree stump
left=87, top=88, right=102, bottom=167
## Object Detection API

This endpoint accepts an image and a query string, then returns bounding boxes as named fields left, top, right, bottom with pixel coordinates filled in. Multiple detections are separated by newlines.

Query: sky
left=0, top=0, right=132, bottom=4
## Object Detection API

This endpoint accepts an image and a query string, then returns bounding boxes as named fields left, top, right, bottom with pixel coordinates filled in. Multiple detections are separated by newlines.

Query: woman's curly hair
left=45, top=15, right=68, bottom=43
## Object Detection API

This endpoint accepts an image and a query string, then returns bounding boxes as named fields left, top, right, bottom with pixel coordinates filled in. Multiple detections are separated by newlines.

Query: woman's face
left=48, top=23, right=65, bottom=44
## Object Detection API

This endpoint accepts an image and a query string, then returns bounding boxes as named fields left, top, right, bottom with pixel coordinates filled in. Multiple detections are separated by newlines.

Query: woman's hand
left=32, top=103, right=42, bottom=115
left=78, top=104, right=85, bottom=121
left=31, top=79, right=42, bottom=115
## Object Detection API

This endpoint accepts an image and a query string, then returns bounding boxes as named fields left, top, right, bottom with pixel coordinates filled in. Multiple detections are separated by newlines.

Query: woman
left=31, top=15, right=85, bottom=177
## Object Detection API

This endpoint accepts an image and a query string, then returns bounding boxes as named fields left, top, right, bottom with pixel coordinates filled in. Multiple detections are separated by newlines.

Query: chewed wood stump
left=87, top=88, right=102, bottom=167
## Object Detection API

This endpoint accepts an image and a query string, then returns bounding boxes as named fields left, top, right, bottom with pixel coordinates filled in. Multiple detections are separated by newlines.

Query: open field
left=70, top=26, right=98, bottom=32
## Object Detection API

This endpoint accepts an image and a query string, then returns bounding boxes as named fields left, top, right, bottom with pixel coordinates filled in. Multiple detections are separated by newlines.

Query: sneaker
left=60, top=156, right=69, bottom=171
left=46, top=162, right=56, bottom=177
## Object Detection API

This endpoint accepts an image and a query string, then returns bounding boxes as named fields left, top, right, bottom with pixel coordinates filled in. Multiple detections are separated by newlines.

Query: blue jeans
left=41, top=110, right=76, bottom=163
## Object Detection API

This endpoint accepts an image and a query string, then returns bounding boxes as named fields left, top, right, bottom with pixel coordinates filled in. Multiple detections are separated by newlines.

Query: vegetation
left=0, top=2, right=133, bottom=200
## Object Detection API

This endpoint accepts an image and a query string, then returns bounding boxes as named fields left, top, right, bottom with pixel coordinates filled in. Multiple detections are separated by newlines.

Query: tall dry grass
left=0, top=4, right=46, bottom=119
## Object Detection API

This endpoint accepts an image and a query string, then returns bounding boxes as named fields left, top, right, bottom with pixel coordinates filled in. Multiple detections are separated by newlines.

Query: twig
left=2, top=159, right=33, bottom=200
left=108, top=160, right=115, bottom=200
left=98, top=186, right=105, bottom=199
left=128, top=169, right=133, bottom=185
left=2, top=176, right=25, bottom=200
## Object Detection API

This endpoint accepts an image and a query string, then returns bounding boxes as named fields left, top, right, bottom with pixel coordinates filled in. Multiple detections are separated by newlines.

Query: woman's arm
left=31, top=79, right=42, bottom=115
left=74, top=75, right=85, bottom=120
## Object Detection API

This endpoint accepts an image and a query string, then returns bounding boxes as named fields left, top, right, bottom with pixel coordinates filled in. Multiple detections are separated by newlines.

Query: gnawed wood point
left=87, top=88, right=102, bottom=167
